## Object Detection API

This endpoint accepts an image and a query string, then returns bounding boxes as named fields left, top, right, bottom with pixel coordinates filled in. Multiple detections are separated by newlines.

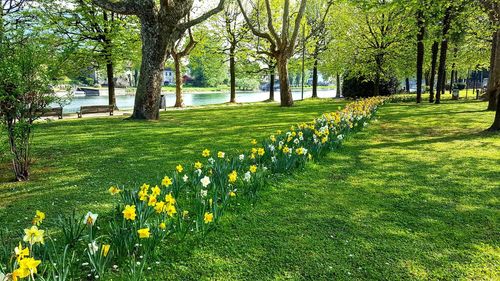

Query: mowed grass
left=1, top=97, right=499, bottom=280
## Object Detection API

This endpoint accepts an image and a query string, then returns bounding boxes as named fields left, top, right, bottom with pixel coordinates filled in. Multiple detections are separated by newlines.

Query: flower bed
left=0, top=97, right=386, bottom=281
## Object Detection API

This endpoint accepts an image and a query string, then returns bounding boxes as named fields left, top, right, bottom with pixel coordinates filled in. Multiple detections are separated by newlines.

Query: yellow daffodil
left=249, top=165, right=257, bottom=173
left=137, top=228, right=150, bottom=239
left=148, top=195, right=157, bottom=206
left=14, top=242, right=29, bottom=262
left=182, top=210, right=189, bottom=219
left=257, top=148, right=265, bottom=156
left=251, top=147, right=257, bottom=154
left=15, top=257, right=41, bottom=278
left=251, top=139, right=257, bottom=145
left=282, top=146, right=290, bottom=154
left=154, top=201, right=165, bottom=213
left=32, top=210, right=45, bottom=226
left=176, top=164, right=183, bottom=173
left=228, top=170, right=237, bottom=183
left=140, top=183, right=150, bottom=192
left=101, top=244, right=110, bottom=257
left=165, top=192, right=176, bottom=205
left=250, top=153, right=256, bottom=159
left=194, top=161, right=203, bottom=169
left=151, top=185, right=161, bottom=197
left=122, top=205, right=137, bottom=221
left=270, top=135, right=276, bottom=142
left=217, top=151, right=225, bottom=158
left=204, top=212, right=214, bottom=224
left=296, top=147, right=304, bottom=155
left=202, top=149, right=210, bottom=157
left=159, top=222, right=166, bottom=230
left=23, top=226, right=44, bottom=245
left=166, top=204, right=177, bottom=217
left=229, top=191, right=236, bottom=197
left=161, top=176, right=172, bottom=187
left=108, top=186, right=121, bottom=195
left=138, top=189, right=148, bottom=201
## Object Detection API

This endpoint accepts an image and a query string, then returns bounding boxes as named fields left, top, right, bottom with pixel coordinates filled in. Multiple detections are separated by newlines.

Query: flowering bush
left=0, top=97, right=386, bottom=280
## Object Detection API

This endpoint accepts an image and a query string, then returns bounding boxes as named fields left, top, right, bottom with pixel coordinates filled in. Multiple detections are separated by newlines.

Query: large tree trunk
left=173, top=55, right=183, bottom=108
left=229, top=47, right=236, bottom=103
left=416, top=10, right=425, bottom=103
left=429, top=41, right=439, bottom=103
left=488, top=30, right=500, bottom=131
left=336, top=72, right=341, bottom=98
left=487, top=31, right=498, bottom=111
left=131, top=20, right=169, bottom=120
left=312, top=59, right=318, bottom=98
left=277, top=56, right=293, bottom=106
left=405, top=78, right=410, bottom=93
left=374, top=72, right=380, bottom=96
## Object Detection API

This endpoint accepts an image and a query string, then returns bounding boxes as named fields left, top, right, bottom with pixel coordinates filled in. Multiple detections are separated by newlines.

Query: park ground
left=0, top=97, right=499, bottom=280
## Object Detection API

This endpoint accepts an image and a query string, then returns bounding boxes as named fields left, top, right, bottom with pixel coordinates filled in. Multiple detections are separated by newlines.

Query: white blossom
left=182, top=174, right=189, bottom=182
left=244, top=172, right=251, bottom=182
left=83, top=212, right=98, bottom=226
left=200, top=176, right=211, bottom=188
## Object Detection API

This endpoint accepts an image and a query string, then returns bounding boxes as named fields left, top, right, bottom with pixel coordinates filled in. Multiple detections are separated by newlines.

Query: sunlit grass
left=0, top=97, right=498, bottom=280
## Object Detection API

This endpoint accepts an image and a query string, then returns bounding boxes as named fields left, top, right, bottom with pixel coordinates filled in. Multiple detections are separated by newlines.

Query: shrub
left=342, top=74, right=400, bottom=98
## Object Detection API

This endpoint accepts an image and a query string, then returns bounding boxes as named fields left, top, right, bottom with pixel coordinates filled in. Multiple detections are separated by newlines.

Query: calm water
left=56, top=89, right=337, bottom=113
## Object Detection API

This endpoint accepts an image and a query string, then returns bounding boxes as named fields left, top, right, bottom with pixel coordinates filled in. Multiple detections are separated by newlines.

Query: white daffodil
left=88, top=241, right=99, bottom=255
left=244, top=171, right=251, bottom=182
left=208, top=157, right=215, bottom=164
left=183, top=174, right=189, bottom=182
left=83, top=212, right=98, bottom=226
left=200, top=176, right=211, bottom=187
left=239, top=154, right=245, bottom=161
left=195, top=169, right=202, bottom=176
left=200, top=189, right=208, bottom=198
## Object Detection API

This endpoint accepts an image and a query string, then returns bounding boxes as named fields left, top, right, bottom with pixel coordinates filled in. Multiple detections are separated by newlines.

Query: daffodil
left=148, top=196, right=157, bottom=206
left=14, top=257, right=41, bottom=279
left=249, top=165, right=257, bottom=173
left=165, top=192, right=176, bottom=205
left=161, top=176, right=172, bottom=187
left=257, top=148, right=265, bottom=156
left=151, top=185, right=161, bottom=197
left=14, top=242, right=29, bottom=262
left=183, top=174, right=189, bottom=182
left=251, top=139, right=257, bottom=145
left=101, top=244, right=110, bottom=257
left=200, top=176, right=211, bottom=188
left=159, top=222, right=166, bottom=230
left=204, top=212, right=213, bottom=224
left=83, top=212, right=98, bottom=226
left=138, top=189, right=148, bottom=201
left=202, top=149, right=210, bottom=157
left=137, top=228, right=150, bottom=239
left=176, top=164, right=183, bottom=173
left=122, top=205, right=137, bottom=221
left=23, top=226, right=44, bottom=245
left=217, top=151, right=225, bottom=158
left=228, top=170, right=237, bottom=183
left=229, top=191, right=236, bottom=197
left=182, top=210, right=189, bottom=219
left=194, top=161, right=203, bottom=169
left=32, top=210, right=45, bottom=226
left=166, top=204, right=177, bottom=217
left=154, top=201, right=165, bottom=213
left=108, top=186, right=121, bottom=195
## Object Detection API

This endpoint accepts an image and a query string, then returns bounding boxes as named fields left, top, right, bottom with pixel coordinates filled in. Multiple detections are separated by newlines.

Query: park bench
left=40, top=107, right=63, bottom=119
left=77, top=105, right=114, bottom=118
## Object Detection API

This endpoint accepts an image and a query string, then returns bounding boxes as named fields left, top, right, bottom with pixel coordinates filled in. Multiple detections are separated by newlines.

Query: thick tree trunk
left=429, top=41, right=439, bottom=103
left=488, top=30, right=500, bottom=131
left=416, top=10, right=425, bottom=103
left=131, top=20, right=169, bottom=120
left=106, top=61, right=117, bottom=109
left=312, top=59, right=318, bottom=98
left=277, top=56, right=293, bottom=106
left=229, top=48, right=236, bottom=103
left=336, top=72, right=341, bottom=98
left=174, top=55, right=183, bottom=108
left=487, top=31, right=498, bottom=111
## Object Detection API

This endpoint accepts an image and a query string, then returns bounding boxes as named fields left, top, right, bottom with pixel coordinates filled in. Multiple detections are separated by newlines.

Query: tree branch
left=180, top=0, right=226, bottom=30
left=90, top=0, right=140, bottom=15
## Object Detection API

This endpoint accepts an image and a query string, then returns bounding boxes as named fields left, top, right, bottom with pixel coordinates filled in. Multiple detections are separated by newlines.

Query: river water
left=56, top=89, right=337, bottom=113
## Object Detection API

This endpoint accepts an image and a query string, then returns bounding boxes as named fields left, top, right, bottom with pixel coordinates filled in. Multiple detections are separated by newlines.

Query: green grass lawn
left=0, top=97, right=499, bottom=280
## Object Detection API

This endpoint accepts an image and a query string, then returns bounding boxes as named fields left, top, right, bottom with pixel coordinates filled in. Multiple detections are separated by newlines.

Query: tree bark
left=277, top=56, right=293, bottom=106
left=106, top=61, right=116, bottom=109
left=173, top=55, right=183, bottom=108
left=229, top=47, right=236, bottom=103
left=435, top=6, right=452, bottom=104
left=269, top=68, right=275, bottom=101
left=336, top=72, right=341, bottom=98
left=429, top=41, right=439, bottom=103
left=487, top=31, right=498, bottom=111
left=416, top=9, right=425, bottom=103
left=374, top=72, right=380, bottom=96
left=312, top=59, right=318, bottom=98
left=131, top=20, right=169, bottom=120
left=488, top=30, right=500, bottom=131
left=405, top=78, right=410, bottom=93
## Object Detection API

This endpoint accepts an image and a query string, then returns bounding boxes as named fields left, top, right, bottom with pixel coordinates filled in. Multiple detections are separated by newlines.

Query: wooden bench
left=77, top=105, right=114, bottom=118
left=39, top=107, right=63, bottom=119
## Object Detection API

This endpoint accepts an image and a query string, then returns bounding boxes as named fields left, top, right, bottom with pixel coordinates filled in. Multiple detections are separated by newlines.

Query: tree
left=435, top=4, right=453, bottom=104
left=480, top=0, right=500, bottom=131
left=91, top=0, right=226, bottom=120
left=304, top=0, right=334, bottom=98
left=171, top=27, right=197, bottom=108
left=415, top=4, right=425, bottom=103
left=238, top=0, right=307, bottom=106
left=1, top=4, right=58, bottom=181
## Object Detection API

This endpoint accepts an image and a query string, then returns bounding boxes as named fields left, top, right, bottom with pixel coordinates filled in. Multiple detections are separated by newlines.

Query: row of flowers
left=0, top=97, right=387, bottom=281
